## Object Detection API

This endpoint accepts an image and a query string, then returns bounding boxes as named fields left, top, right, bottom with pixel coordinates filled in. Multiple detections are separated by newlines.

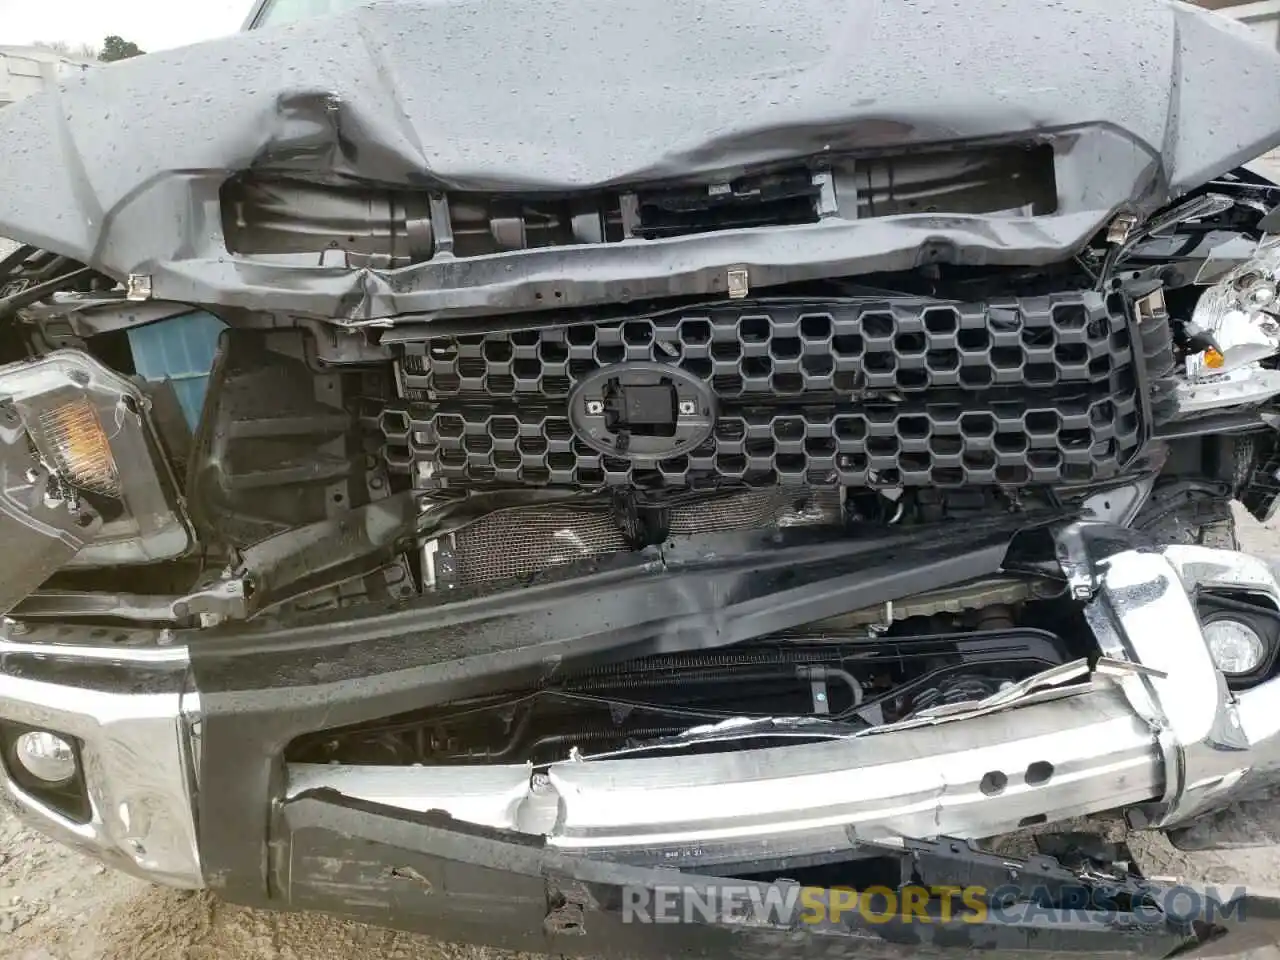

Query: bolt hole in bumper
left=5, top=523, right=1280, bottom=955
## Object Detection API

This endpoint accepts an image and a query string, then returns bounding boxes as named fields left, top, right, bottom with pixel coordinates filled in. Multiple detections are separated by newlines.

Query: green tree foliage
left=99, top=36, right=145, bottom=62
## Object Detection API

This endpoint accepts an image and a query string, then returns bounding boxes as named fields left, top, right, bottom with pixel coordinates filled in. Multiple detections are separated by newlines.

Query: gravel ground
left=0, top=509, right=1278, bottom=959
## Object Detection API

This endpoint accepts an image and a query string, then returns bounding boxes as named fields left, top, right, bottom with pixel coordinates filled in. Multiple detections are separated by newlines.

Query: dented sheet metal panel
left=0, top=0, right=1279, bottom=321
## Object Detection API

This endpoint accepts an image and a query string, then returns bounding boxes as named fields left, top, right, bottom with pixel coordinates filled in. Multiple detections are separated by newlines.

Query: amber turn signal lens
left=36, top=398, right=120, bottom=498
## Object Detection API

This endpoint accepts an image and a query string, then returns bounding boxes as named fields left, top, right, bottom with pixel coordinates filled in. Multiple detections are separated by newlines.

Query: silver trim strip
left=0, top=638, right=188, bottom=663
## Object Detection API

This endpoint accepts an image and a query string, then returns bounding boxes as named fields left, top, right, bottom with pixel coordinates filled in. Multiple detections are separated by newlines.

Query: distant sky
left=0, top=0, right=246, bottom=52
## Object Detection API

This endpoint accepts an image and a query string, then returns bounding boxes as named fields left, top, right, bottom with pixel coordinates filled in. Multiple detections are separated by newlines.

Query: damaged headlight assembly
left=0, top=350, right=193, bottom=613
left=1178, top=235, right=1280, bottom=413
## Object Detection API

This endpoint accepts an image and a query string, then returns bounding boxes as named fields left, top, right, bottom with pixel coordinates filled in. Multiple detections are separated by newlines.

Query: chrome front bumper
left=1096, top=542, right=1280, bottom=828
left=3, top=526, right=1280, bottom=886
left=0, top=634, right=202, bottom=888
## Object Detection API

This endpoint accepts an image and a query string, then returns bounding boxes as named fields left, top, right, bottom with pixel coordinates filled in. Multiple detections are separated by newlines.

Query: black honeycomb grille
left=382, top=294, right=1146, bottom=490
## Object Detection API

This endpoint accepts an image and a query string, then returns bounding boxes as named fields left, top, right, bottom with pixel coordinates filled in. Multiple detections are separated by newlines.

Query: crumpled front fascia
left=0, top=0, right=1278, bottom=322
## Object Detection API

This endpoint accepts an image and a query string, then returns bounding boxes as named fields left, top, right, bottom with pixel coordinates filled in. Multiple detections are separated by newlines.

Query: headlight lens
left=1204, top=618, right=1267, bottom=675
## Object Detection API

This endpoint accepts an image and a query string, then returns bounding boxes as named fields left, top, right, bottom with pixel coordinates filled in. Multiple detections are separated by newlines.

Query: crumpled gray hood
left=1, top=0, right=1280, bottom=320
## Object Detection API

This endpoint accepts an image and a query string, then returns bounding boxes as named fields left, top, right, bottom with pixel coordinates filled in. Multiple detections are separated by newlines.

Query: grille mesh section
left=437, top=489, right=843, bottom=586
left=667, top=488, right=842, bottom=535
left=444, top=505, right=628, bottom=585
left=385, top=293, right=1144, bottom=490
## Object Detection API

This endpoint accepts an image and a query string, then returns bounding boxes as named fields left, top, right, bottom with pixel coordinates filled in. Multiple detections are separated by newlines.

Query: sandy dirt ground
left=0, top=508, right=1278, bottom=959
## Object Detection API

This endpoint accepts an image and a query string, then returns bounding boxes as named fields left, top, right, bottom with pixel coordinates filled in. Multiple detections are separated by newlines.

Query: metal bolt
left=125, top=274, right=153, bottom=301
left=678, top=400, right=696, bottom=416
left=586, top=400, right=604, bottom=415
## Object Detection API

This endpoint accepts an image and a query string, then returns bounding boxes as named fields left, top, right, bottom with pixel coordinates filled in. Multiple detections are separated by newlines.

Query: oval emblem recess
left=567, top=361, right=717, bottom=465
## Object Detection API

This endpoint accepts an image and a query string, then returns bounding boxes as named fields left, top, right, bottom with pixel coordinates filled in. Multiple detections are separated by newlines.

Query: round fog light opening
left=13, top=731, right=77, bottom=784
left=1204, top=619, right=1267, bottom=676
